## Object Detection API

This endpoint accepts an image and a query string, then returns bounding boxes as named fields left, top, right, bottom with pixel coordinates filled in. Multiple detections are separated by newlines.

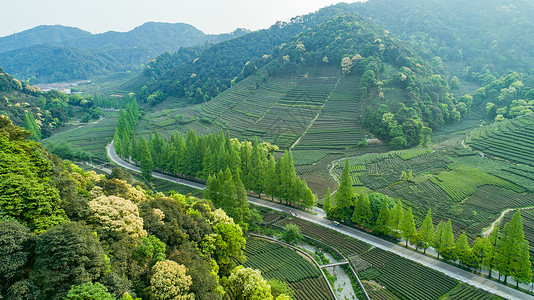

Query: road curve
left=106, top=141, right=533, bottom=300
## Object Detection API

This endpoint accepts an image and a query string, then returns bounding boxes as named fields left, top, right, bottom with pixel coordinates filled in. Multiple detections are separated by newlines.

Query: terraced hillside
left=466, top=115, right=534, bottom=166
left=243, top=237, right=334, bottom=300
left=331, top=146, right=534, bottom=243
left=274, top=216, right=502, bottom=300
left=142, top=67, right=370, bottom=151
left=293, top=75, right=365, bottom=150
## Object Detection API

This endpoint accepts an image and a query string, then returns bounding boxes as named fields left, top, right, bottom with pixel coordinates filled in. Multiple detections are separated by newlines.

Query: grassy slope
left=42, top=110, right=118, bottom=161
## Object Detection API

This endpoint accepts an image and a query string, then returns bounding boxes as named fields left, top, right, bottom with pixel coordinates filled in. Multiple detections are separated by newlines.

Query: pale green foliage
left=373, top=200, right=390, bottom=236
left=229, top=266, right=273, bottom=300
left=335, top=158, right=354, bottom=213
left=417, top=209, right=434, bottom=252
left=88, top=195, right=147, bottom=238
left=150, top=260, right=194, bottom=300
left=401, top=208, right=416, bottom=246
left=323, top=188, right=332, bottom=214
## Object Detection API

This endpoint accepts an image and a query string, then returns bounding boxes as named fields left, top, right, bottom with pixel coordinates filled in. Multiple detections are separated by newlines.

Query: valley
left=2, top=0, right=534, bottom=299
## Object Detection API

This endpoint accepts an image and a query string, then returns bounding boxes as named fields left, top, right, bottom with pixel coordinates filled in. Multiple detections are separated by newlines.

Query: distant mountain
left=0, top=23, right=248, bottom=83
left=62, top=22, right=210, bottom=51
left=0, top=45, right=122, bottom=83
left=0, top=25, right=92, bottom=53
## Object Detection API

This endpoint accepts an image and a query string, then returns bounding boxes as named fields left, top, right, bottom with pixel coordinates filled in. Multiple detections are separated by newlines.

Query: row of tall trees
left=115, top=120, right=316, bottom=209
left=326, top=157, right=532, bottom=286
left=112, top=94, right=141, bottom=159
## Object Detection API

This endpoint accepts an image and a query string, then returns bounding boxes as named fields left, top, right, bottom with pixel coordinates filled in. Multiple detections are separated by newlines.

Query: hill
left=352, top=0, right=534, bottom=80
left=0, top=67, right=102, bottom=139
left=0, top=25, right=91, bottom=53
left=139, top=12, right=452, bottom=151
left=0, top=23, right=248, bottom=83
left=0, top=45, right=123, bottom=82
left=139, top=3, right=357, bottom=102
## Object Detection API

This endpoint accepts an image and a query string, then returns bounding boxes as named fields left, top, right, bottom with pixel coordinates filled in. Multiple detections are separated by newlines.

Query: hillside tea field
left=274, top=216, right=499, bottom=300
left=243, top=237, right=334, bottom=300
left=331, top=146, right=534, bottom=244
left=467, top=115, right=534, bottom=166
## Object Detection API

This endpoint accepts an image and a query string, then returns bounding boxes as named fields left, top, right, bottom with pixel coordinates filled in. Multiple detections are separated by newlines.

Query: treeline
left=325, top=158, right=532, bottom=286
left=470, top=72, right=534, bottom=121
left=271, top=14, right=459, bottom=148
left=115, top=127, right=317, bottom=206
left=113, top=99, right=316, bottom=209
left=0, top=115, right=291, bottom=300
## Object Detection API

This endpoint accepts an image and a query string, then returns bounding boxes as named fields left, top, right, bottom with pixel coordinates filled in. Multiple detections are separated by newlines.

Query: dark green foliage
left=0, top=220, right=33, bottom=296
left=30, top=222, right=108, bottom=299
left=139, top=137, right=154, bottom=181
left=168, top=242, right=223, bottom=300
left=141, top=4, right=357, bottom=102
left=0, top=116, right=68, bottom=232
left=109, top=167, right=133, bottom=184
left=205, top=168, right=251, bottom=230
left=354, top=0, right=534, bottom=74
left=5, top=279, right=40, bottom=300
left=281, top=223, right=303, bottom=245
left=46, top=141, right=92, bottom=161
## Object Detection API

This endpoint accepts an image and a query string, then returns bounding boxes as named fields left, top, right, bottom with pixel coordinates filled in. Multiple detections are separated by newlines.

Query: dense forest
left=137, top=0, right=534, bottom=149
left=0, top=23, right=248, bottom=83
left=0, top=114, right=294, bottom=300
left=353, top=0, right=534, bottom=77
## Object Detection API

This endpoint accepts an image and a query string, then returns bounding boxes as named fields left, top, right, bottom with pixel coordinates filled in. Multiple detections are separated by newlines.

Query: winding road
left=106, top=141, right=533, bottom=300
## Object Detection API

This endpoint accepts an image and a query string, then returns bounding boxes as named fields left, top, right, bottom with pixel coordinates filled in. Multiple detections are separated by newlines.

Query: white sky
left=1, top=0, right=363, bottom=37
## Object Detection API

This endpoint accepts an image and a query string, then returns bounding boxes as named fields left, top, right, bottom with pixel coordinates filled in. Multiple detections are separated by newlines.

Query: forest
left=0, top=115, right=296, bottom=300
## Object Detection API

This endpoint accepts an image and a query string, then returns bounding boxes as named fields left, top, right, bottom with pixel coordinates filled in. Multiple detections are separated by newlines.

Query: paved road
left=107, top=141, right=533, bottom=300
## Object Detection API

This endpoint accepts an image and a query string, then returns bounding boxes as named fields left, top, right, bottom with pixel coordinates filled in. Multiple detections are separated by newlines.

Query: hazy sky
left=1, top=0, right=363, bottom=37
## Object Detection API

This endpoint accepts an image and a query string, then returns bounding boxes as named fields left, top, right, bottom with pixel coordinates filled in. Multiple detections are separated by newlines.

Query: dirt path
left=483, top=206, right=534, bottom=237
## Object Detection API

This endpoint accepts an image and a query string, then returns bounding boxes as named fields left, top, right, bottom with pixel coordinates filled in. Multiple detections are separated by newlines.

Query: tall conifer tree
left=418, top=209, right=435, bottom=253
left=401, top=208, right=416, bottom=247
left=373, top=200, right=390, bottom=236
left=335, top=158, right=354, bottom=220
left=440, top=220, right=456, bottom=261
